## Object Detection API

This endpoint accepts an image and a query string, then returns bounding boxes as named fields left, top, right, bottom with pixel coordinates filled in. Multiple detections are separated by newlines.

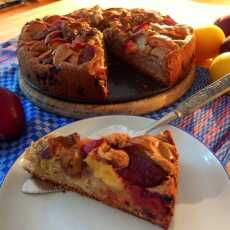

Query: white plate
left=0, top=115, right=229, bottom=230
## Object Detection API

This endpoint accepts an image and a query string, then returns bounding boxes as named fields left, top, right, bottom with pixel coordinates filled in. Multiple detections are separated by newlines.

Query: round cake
left=17, top=6, right=195, bottom=102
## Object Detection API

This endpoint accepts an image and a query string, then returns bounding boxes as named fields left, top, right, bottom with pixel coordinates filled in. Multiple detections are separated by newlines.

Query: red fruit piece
left=78, top=44, right=96, bottom=64
left=48, top=38, right=67, bottom=48
left=132, top=23, right=149, bottom=32
left=81, top=139, right=103, bottom=157
left=0, top=88, right=25, bottom=141
left=129, top=186, right=171, bottom=220
left=39, top=146, right=53, bottom=159
left=118, top=144, right=168, bottom=187
left=163, top=15, right=177, bottom=26
left=123, top=40, right=138, bottom=54
left=71, top=39, right=86, bottom=50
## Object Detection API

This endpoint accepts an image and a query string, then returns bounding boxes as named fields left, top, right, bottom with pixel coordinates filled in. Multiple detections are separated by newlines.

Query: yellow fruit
left=194, top=25, right=225, bottom=60
left=209, top=52, right=230, bottom=94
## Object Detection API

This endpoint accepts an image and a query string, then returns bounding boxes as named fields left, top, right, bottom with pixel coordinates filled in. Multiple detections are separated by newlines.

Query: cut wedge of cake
left=103, top=8, right=195, bottom=86
left=17, top=15, right=108, bottom=101
left=22, top=130, right=179, bottom=229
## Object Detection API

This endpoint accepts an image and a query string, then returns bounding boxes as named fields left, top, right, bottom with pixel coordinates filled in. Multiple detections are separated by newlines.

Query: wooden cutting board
left=19, top=64, right=195, bottom=118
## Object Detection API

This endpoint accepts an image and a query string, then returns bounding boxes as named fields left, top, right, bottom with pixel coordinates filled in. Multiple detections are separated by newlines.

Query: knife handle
left=175, top=73, right=230, bottom=117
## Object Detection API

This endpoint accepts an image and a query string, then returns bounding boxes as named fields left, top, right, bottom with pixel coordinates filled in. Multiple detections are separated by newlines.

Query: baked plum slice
left=118, top=143, right=168, bottom=187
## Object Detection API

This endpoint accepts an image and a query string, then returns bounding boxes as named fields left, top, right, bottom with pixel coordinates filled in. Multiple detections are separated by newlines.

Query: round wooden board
left=19, top=68, right=195, bottom=118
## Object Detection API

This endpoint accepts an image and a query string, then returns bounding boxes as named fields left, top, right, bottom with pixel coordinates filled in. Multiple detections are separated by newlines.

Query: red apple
left=0, top=88, right=25, bottom=141
left=215, top=15, right=230, bottom=37
left=220, top=36, right=230, bottom=53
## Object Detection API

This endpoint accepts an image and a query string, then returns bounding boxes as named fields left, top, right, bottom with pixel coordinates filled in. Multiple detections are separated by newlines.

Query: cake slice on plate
left=22, top=130, right=179, bottom=229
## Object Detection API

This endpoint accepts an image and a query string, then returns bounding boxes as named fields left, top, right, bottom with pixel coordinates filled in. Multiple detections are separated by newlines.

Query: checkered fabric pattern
left=0, top=39, right=229, bottom=185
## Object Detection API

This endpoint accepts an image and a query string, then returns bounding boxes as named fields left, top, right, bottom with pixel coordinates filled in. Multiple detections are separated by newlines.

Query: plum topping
left=118, top=144, right=168, bottom=187
left=81, top=139, right=103, bottom=157
left=71, top=40, right=86, bottom=50
left=47, top=38, right=67, bottom=48
left=132, top=23, right=149, bottom=32
left=78, top=44, right=96, bottom=64
left=39, top=146, right=53, bottom=159
left=129, top=186, right=171, bottom=219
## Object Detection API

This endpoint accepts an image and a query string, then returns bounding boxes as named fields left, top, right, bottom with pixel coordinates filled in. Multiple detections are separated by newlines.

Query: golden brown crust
left=166, top=34, right=196, bottom=85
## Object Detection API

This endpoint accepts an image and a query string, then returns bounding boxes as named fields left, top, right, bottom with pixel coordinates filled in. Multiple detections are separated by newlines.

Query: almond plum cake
left=17, top=6, right=195, bottom=101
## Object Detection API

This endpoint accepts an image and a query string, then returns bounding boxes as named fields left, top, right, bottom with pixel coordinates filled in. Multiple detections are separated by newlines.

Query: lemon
left=195, top=25, right=225, bottom=60
left=209, top=52, right=230, bottom=94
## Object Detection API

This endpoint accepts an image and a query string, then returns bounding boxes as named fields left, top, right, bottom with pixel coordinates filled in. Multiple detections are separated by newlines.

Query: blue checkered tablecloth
left=0, top=39, right=229, bottom=185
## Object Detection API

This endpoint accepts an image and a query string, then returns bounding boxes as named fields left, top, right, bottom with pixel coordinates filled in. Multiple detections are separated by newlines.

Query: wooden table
left=0, top=0, right=230, bottom=42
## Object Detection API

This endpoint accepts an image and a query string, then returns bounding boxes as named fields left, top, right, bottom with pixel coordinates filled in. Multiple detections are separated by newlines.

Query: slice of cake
left=17, top=15, right=108, bottom=101
left=22, top=130, right=179, bottom=229
left=103, top=8, right=195, bottom=86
